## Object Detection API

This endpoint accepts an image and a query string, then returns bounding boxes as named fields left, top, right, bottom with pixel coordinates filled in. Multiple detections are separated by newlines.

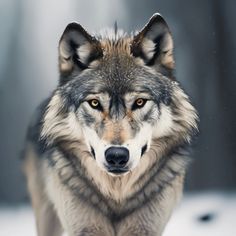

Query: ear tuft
left=131, top=13, right=175, bottom=76
left=59, top=22, right=103, bottom=79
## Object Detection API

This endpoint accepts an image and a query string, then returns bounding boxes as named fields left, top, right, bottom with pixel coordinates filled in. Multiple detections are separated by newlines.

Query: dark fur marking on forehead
left=109, top=95, right=126, bottom=119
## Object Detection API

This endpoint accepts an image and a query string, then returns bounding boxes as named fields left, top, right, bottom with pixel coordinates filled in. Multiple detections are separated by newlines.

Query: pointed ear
left=131, top=14, right=174, bottom=76
left=59, top=23, right=103, bottom=79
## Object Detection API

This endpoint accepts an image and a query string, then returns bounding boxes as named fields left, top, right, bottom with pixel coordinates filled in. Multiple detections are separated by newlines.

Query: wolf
left=23, top=13, right=198, bottom=236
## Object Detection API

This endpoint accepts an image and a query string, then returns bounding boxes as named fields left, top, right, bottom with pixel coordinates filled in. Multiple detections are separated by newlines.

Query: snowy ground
left=0, top=192, right=235, bottom=236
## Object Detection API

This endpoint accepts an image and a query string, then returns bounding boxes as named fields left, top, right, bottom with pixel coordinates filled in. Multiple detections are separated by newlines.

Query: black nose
left=105, top=147, right=129, bottom=168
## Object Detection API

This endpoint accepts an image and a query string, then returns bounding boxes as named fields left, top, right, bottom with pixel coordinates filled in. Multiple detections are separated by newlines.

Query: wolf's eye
left=88, top=99, right=101, bottom=110
left=132, top=98, right=147, bottom=110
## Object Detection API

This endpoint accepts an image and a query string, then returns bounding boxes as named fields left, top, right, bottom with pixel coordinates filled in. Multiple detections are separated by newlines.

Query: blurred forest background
left=0, top=0, right=235, bottom=203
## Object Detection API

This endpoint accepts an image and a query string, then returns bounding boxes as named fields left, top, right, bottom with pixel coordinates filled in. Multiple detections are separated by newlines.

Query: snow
left=163, top=192, right=236, bottom=236
left=0, top=205, right=35, bottom=236
left=0, top=192, right=235, bottom=236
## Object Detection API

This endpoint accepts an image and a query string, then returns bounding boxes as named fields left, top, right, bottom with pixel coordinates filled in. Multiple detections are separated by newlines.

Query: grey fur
left=23, top=13, right=198, bottom=236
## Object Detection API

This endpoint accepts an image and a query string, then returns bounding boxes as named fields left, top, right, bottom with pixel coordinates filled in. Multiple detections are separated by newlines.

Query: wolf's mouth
left=106, top=166, right=129, bottom=175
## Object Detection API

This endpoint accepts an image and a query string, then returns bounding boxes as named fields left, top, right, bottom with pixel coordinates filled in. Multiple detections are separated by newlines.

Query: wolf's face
left=76, top=81, right=162, bottom=174
left=41, top=14, right=198, bottom=176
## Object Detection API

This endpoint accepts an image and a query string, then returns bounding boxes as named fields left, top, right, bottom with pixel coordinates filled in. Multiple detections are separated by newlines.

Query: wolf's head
left=41, top=14, right=198, bottom=177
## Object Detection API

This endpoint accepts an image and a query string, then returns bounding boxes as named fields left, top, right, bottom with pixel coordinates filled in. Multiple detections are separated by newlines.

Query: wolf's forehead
left=83, top=61, right=164, bottom=97
left=87, top=61, right=139, bottom=92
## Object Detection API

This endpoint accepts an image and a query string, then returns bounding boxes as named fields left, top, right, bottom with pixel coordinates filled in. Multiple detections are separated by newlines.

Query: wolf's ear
left=131, top=14, right=174, bottom=76
left=59, top=23, right=103, bottom=79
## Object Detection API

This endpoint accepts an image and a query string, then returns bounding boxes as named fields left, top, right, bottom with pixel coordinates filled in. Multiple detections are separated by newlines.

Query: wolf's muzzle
left=105, top=147, right=129, bottom=174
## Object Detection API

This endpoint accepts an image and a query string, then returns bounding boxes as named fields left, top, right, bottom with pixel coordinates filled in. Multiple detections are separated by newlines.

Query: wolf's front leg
left=23, top=145, right=64, bottom=236
left=33, top=200, right=63, bottom=236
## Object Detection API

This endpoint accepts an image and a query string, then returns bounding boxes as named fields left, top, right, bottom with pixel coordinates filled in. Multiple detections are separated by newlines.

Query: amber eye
left=136, top=98, right=145, bottom=106
left=132, top=98, right=147, bottom=110
left=88, top=99, right=100, bottom=109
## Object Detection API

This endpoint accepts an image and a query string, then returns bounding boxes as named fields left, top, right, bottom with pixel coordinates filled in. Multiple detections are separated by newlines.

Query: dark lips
left=106, top=167, right=129, bottom=175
